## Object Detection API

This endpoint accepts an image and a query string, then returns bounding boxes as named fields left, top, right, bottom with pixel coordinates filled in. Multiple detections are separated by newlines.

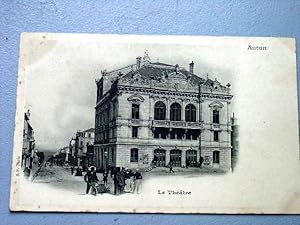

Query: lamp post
left=198, top=80, right=204, bottom=167
left=104, top=149, right=108, bottom=171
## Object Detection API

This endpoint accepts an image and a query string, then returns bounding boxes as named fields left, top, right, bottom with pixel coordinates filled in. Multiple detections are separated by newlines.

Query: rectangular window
left=161, top=130, right=167, bottom=139
left=213, top=110, right=220, bottom=124
left=213, top=131, right=219, bottom=142
left=213, top=151, right=220, bottom=163
left=97, top=82, right=103, bottom=102
left=111, top=128, right=114, bottom=138
left=130, top=148, right=138, bottom=162
left=132, top=127, right=138, bottom=138
left=170, top=132, right=175, bottom=139
left=132, top=104, right=140, bottom=119
left=186, top=132, right=191, bottom=140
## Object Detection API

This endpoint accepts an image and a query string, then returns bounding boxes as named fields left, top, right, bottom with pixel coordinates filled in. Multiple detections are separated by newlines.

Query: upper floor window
left=213, top=131, right=219, bottom=142
left=170, top=103, right=181, bottom=121
left=130, top=148, right=139, bottom=162
left=132, top=103, right=140, bottom=119
left=132, top=127, right=138, bottom=138
left=185, top=104, right=196, bottom=122
left=154, top=101, right=166, bottom=120
left=213, top=110, right=220, bottom=124
left=97, top=82, right=103, bottom=102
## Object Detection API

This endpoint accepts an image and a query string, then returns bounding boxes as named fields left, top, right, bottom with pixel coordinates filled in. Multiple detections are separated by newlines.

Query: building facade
left=22, top=110, right=35, bottom=176
left=231, top=114, right=239, bottom=171
left=94, top=54, right=233, bottom=172
left=74, top=128, right=95, bottom=169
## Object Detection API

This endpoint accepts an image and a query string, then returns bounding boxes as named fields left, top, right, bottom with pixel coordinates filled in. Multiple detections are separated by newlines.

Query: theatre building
left=94, top=53, right=233, bottom=172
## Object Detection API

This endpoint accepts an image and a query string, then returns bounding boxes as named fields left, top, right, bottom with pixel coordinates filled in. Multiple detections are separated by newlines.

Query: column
left=181, top=150, right=186, bottom=167
left=165, top=150, right=170, bottom=166
left=227, top=101, right=231, bottom=144
left=166, top=98, right=170, bottom=120
left=149, top=96, right=153, bottom=120
left=182, top=102, right=185, bottom=121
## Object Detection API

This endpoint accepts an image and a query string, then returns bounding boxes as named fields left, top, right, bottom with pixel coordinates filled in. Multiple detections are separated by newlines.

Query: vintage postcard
left=10, top=33, right=299, bottom=213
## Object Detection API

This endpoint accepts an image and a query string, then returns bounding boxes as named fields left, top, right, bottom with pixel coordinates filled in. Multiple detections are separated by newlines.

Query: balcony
left=152, top=120, right=203, bottom=129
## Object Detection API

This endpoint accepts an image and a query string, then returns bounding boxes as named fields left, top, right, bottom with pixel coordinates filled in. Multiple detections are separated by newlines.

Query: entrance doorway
left=153, top=149, right=166, bottom=167
left=213, top=151, right=220, bottom=168
left=186, top=150, right=197, bottom=167
left=170, top=149, right=182, bottom=167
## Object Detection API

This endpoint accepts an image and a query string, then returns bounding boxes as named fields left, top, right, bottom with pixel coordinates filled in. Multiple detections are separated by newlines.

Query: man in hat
left=84, top=166, right=99, bottom=195
left=133, top=169, right=143, bottom=194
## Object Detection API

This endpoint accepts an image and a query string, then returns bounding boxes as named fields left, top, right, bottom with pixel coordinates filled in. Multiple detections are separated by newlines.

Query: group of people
left=112, top=167, right=143, bottom=195
left=83, top=166, right=143, bottom=196
left=70, top=165, right=83, bottom=176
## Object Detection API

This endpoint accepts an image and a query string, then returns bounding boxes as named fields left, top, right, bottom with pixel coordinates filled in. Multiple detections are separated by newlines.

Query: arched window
left=185, top=104, right=196, bottom=122
left=170, top=103, right=181, bottom=121
left=154, top=101, right=166, bottom=120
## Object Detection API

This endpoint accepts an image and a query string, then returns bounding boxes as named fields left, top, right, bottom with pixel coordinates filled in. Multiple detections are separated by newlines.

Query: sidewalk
left=146, top=166, right=226, bottom=177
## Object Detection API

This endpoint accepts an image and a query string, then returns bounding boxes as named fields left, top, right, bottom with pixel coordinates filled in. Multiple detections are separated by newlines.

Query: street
left=31, top=164, right=225, bottom=196
left=16, top=164, right=243, bottom=213
left=33, top=165, right=115, bottom=195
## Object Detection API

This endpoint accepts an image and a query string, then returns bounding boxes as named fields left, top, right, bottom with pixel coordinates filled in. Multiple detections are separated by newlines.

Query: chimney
left=136, top=56, right=142, bottom=68
left=189, top=61, right=194, bottom=74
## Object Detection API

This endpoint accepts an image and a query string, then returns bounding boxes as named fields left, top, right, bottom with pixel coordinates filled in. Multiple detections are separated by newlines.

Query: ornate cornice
left=118, top=85, right=233, bottom=101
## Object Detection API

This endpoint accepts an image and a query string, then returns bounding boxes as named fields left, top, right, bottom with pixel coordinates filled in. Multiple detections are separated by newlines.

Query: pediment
left=167, top=71, right=188, bottom=80
left=127, top=94, right=144, bottom=103
left=209, top=101, right=224, bottom=109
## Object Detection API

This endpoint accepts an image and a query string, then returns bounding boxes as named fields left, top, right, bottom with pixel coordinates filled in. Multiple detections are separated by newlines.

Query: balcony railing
left=152, top=120, right=203, bottom=129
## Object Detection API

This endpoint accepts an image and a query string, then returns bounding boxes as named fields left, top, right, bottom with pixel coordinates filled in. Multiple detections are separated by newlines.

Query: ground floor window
left=213, top=151, right=220, bottom=164
left=186, top=150, right=197, bottom=167
left=170, top=149, right=182, bottom=167
left=153, top=149, right=166, bottom=167
left=130, top=148, right=139, bottom=162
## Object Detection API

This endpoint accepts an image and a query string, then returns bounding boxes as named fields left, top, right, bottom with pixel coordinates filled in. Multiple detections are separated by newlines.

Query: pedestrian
left=129, top=170, right=135, bottom=193
left=124, top=169, right=131, bottom=192
left=114, top=167, right=121, bottom=195
left=110, top=166, right=115, bottom=178
left=169, top=160, right=174, bottom=173
left=133, top=169, right=142, bottom=194
left=70, top=166, right=74, bottom=175
left=200, top=156, right=204, bottom=168
left=103, top=170, right=108, bottom=186
left=120, top=168, right=126, bottom=194
left=84, top=166, right=99, bottom=195
left=114, top=167, right=125, bottom=195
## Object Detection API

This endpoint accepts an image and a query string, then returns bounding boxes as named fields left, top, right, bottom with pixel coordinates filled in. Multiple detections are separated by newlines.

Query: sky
left=22, top=34, right=236, bottom=151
